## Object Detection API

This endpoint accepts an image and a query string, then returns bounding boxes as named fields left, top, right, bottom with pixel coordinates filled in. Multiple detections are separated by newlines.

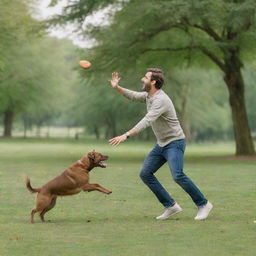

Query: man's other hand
left=109, top=134, right=127, bottom=146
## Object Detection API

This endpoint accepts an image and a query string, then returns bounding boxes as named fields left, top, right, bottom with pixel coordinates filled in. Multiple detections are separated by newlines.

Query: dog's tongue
left=99, top=162, right=107, bottom=168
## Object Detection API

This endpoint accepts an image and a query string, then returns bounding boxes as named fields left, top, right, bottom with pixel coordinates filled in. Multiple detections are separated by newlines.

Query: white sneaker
left=156, top=203, right=182, bottom=220
left=194, top=201, right=213, bottom=220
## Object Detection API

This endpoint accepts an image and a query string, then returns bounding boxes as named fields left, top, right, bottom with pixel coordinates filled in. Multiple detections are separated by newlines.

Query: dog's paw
left=106, top=190, right=112, bottom=194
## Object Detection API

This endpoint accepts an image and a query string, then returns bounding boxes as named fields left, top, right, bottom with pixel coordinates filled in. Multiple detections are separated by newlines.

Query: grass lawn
left=0, top=138, right=255, bottom=256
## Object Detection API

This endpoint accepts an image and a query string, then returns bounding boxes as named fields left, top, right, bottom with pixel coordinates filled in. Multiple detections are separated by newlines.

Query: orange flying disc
left=79, top=60, right=91, bottom=69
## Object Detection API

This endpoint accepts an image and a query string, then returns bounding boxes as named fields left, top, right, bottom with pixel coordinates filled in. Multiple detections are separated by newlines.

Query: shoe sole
left=156, top=208, right=182, bottom=220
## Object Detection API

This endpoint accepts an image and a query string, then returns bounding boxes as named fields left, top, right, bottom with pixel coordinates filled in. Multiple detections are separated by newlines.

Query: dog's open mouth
left=98, top=162, right=107, bottom=168
left=97, top=156, right=108, bottom=168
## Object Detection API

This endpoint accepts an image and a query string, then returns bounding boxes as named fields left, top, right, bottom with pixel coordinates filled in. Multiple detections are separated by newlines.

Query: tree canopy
left=0, top=0, right=78, bottom=137
left=50, top=0, right=256, bottom=155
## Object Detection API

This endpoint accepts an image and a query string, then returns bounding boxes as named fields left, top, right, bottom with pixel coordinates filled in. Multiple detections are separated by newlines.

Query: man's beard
left=142, top=83, right=151, bottom=92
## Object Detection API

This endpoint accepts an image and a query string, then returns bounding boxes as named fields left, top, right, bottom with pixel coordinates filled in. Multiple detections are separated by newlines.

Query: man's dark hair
left=147, top=68, right=164, bottom=89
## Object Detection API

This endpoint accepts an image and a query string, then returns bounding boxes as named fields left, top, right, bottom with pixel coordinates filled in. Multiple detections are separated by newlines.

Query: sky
left=33, top=0, right=111, bottom=48
left=33, top=0, right=87, bottom=48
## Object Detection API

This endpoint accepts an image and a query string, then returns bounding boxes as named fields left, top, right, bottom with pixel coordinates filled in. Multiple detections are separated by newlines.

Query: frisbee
left=79, top=60, right=91, bottom=69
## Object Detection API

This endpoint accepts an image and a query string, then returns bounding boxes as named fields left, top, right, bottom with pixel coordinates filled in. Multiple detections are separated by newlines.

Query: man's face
left=141, top=72, right=154, bottom=92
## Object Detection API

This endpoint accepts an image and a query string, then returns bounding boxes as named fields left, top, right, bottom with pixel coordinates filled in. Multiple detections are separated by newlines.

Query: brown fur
left=23, top=151, right=111, bottom=223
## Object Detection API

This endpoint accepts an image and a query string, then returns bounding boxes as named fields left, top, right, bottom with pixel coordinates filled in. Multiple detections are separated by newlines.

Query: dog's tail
left=22, top=174, right=41, bottom=193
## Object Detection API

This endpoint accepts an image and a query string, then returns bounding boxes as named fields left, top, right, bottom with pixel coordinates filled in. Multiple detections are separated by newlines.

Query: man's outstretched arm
left=109, top=98, right=165, bottom=146
left=108, top=72, right=147, bottom=102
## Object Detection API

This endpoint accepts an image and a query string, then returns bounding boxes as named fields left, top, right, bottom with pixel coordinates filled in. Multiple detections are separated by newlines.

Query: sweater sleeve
left=122, top=88, right=147, bottom=103
left=132, top=98, right=165, bottom=133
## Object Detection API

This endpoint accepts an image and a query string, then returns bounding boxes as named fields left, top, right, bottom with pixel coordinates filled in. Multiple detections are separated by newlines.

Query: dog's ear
left=87, top=152, right=95, bottom=161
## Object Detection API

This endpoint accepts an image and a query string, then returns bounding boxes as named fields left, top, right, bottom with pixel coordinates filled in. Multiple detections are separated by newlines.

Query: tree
left=0, top=7, right=77, bottom=137
left=50, top=0, right=256, bottom=155
left=244, top=65, right=256, bottom=135
left=0, top=0, right=43, bottom=136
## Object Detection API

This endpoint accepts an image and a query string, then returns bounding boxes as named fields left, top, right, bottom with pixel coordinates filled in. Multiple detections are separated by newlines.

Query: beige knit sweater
left=123, top=88, right=185, bottom=147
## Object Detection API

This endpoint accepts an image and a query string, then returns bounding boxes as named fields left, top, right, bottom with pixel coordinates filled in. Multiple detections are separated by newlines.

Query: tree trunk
left=179, top=85, right=191, bottom=142
left=46, top=125, right=50, bottom=138
left=67, top=126, right=70, bottom=138
left=106, top=114, right=117, bottom=138
left=36, top=125, right=41, bottom=138
left=224, top=53, right=255, bottom=155
left=181, top=118, right=191, bottom=143
left=94, top=126, right=100, bottom=139
left=22, top=116, right=28, bottom=139
left=75, top=131, right=79, bottom=140
left=111, top=121, right=117, bottom=138
left=23, top=125, right=27, bottom=138
left=104, top=127, right=110, bottom=139
left=3, top=110, right=14, bottom=137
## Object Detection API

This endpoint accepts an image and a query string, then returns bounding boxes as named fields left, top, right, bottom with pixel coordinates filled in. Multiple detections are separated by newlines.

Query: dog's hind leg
left=30, top=193, right=52, bottom=223
left=39, top=210, right=46, bottom=222
left=30, top=209, right=38, bottom=224
left=40, top=197, right=57, bottom=222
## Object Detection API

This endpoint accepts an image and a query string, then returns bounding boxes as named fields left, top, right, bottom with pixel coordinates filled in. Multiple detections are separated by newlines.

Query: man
left=108, top=68, right=213, bottom=220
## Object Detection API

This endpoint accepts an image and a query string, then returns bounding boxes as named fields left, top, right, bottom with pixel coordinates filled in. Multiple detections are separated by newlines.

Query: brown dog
left=24, top=151, right=112, bottom=223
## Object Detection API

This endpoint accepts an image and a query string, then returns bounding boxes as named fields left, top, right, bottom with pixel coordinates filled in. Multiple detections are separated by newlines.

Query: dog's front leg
left=82, top=183, right=112, bottom=194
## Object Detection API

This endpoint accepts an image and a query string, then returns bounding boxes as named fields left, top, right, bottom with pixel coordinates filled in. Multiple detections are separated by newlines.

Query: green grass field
left=0, top=138, right=255, bottom=256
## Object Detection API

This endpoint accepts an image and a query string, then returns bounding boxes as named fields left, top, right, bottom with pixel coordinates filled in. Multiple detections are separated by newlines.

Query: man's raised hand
left=108, top=72, right=121, bottom=88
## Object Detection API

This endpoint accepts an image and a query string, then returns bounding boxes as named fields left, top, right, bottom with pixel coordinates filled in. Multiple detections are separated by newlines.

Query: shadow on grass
left=26, top=215, right=183, bottom=225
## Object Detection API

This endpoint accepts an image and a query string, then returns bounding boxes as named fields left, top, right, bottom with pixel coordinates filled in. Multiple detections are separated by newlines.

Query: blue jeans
left=140, top=139, right=207, bottom=207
